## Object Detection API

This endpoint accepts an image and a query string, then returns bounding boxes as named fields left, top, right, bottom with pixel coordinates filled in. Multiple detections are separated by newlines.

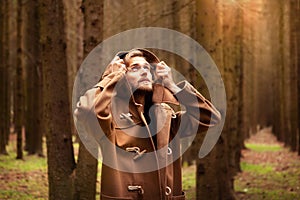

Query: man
left=74, top=48, right=221, bottom=200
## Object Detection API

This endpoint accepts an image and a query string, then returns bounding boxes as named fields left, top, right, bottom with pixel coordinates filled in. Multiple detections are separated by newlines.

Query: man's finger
left=120, top=64, right=127, bottom=71
left=116, top=59, right=125, bottom=64
left=156, top=63, right=164, bottom=70
left=157, top=61, right=170, bottom=71
left=156, top=69, right=170, bottom=74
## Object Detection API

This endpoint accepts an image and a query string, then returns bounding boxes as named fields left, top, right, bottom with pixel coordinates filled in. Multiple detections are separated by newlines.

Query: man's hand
left=155, top=61, right=181, bottom=94
left=102, top=56, right=127, bottom=78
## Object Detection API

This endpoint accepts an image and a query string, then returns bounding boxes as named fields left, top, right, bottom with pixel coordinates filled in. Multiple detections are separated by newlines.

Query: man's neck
left=132, top=90, right=152, bottom=105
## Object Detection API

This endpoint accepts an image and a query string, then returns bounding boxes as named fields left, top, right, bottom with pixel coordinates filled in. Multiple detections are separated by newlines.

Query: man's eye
left=143, top=66, right=150, bottom=71
left=131, top=66, right=140, bottom=72
left=128, top=64, right=150, bottom=72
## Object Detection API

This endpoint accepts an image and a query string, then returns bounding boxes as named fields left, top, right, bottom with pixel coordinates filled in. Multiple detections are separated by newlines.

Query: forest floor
left=0, top=128, right=299, bottom=199
left=182, top=127, right=300, bottom=200
left=234, top=128, right=300, bottom=200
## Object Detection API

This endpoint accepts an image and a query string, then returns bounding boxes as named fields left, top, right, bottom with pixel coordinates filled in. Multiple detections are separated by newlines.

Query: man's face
left=125, top=56, right=153, bottom=92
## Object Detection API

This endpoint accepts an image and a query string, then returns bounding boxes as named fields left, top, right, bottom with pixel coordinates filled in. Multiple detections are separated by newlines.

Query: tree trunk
left=23, top=0, right=43, bottom=156
left=0, top=0, right=8, bottom=155
left=241, top=0, right=251, bottom=139
left=241, top=0, right=259, bottom=138
left=290, top=0, right=300, bottom=153
left=268, top=0, right=288, bottom=143
left=4, top=1, right=10, bottom=149
left=63, top=0, right=84, bottom=138
left=74, top=142, right=98, bottom=200
left=295, top=0, right=300, bottom=156
left=279, top=0, right=289, bottom=145
left=195, top=0, right=237, bottom=199
left=221, top=0, right=243, bottom=176
left=73, top=1, right=103, bottom=199
left=15, top=0, right=24, bottom=160
left=39, top=0, right=76, bottom=199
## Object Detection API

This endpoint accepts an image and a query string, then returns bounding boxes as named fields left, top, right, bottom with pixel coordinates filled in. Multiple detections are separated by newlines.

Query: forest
left=0, top=0, right=299, bottom=200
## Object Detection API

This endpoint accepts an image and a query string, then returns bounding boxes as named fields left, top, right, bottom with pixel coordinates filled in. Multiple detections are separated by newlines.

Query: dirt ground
left=1, top=128, right=299, bottom=199
left=235, top=128, right=300, bottom=200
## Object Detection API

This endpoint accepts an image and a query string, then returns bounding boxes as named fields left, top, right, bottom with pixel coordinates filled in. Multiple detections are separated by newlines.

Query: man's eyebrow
left=130, top=63, right=139, bottom=67
left=129, top=62, right=150, bottom=67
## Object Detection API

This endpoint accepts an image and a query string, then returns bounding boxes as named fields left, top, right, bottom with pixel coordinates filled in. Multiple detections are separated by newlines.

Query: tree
left=293, top=0, right=300, bottom=155
left=63, top=0, right=84, bottom=139
left=73, top=1, right=103, bottom=199
left=240, top=0, right=299, bottom=154
left=39, top=0, right=76, bottom=199
left=23, top=0, right=43, bottom=156
left=195, top=0, right=237, bottom=199
left=0, top=0, right=9, bottom=155
left=241, top=0, right=257, bottom=138
left=15, top=0, right=24, bottom=160
left=221, top=0, right=243, bottom=176
left=289, top=0, right=300, bottom=153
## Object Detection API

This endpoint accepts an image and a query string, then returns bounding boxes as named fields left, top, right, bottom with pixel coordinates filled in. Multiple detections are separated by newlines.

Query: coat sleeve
left=73, top=86, right=105, bottom=142
left=73, top=70, right=125, bottom=142
left=93, top=71, right=126, bottom=136
left=172, top=81, right=221, bottom=138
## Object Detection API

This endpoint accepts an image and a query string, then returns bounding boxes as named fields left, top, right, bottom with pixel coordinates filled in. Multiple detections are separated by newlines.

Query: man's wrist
left=168, top=84, right=181, bottom=94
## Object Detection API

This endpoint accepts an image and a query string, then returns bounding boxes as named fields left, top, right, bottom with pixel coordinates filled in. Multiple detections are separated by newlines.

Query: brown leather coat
left=74, top=66, right=221, bottom=200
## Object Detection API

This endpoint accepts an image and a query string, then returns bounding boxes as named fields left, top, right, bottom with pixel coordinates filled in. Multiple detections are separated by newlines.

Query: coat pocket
left=101, top=193, right=133, bottom=200
left=170, top=192, right=186, bottom=200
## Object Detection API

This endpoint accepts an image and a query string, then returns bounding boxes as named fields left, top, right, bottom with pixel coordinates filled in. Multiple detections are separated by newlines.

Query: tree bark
left=15, top=0, right=24, bottom=160
left=289, top=0, right=300, bottom=153
left=63, top=0, right=84, bottom=138
left=241, top=0, right=259, bottom=138
left=39, top=0, right=76, bottom=199
left=23, top=0, right=43, bottom=156
left=195, top=0, right=237, bottom=199
left=73, top=1, right=103, bottom=199
left=0, top=0, right=8, bottom=155
left=4, top=1, right=10, bottom=149
left=295, top=0, right=300, bottom=156
left=222, top=0, right=243, bottom=176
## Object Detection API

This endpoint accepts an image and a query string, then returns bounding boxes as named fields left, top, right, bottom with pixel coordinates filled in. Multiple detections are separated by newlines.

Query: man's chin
left=136, top=85, right=153, bottom=92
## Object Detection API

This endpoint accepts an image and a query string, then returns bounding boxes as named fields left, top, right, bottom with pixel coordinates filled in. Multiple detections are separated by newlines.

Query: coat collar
left=113, top=76, right=179, bottom=106
left=152, top=83, right=179, bottom=105
left=111, top=82, right=178, bottom=129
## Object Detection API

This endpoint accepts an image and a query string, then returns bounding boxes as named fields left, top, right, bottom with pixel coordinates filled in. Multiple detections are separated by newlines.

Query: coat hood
left=116, top=48, right=179, bottom=106
left=98, top=48, right=179, bottom=106
left=116, top=48, right=160, bottom=65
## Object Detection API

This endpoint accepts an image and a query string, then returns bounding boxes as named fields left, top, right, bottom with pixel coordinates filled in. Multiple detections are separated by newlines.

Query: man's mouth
left=138, top=78, right=151, bottom=84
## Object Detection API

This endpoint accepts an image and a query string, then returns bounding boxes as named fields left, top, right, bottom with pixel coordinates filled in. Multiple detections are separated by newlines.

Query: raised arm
left=74, top=56, right=127, bottom=141
left=154, top=61, right=221, bottom=137
left=174, top=81, right=221, bottom=137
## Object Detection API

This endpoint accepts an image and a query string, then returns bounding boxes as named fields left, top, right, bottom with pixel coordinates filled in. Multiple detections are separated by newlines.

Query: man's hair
left=123, top=49, right=145, bottom=67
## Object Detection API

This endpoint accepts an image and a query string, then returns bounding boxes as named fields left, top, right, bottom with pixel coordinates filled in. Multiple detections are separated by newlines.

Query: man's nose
left=140, top=68, right=148, bottom=76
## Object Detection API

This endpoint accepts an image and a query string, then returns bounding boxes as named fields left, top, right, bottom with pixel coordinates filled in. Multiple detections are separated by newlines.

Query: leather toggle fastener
left=167, top=147, right=172, bottom=155
left=165, top=186, right=172, bottom=196
left=120, top=113, right=134, bottom=122
left=128, top=185, right=144, bottom=194
left=126, top=147, right=147, bottom=160
left=171, top=111, right=176, bottom=118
